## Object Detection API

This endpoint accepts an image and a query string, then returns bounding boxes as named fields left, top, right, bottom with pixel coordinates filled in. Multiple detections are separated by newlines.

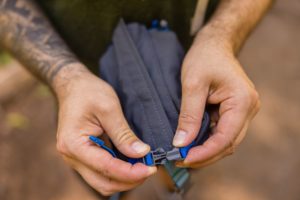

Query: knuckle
left=100, top=157, right=113, bottom=177
left=253, top=91, right=261, bottom=111
left=98, top=101, right=119, bottom=114
left=100, top=166, right=110, bottom=177
left=226, top=142, right=238, bottom=156
left=239, top=90, right=251, bottom=103
left=238, top=87, right=260, bottom=109
left=249, top=90, right=259, bottom=104
left=183, top=77, right=201, bottom=91
left=255, top=98, right=261, bottom=112
left=179, top=112, right=200, bottom=125
left=226, top=147, right=235, bottom=156
left=100, top=181, right=117, bottom=196
left=115, top=128, right=135, bottom=146
left=252, top=90, right=260, bottom=102
left=56, top=138, right=69, bottom=156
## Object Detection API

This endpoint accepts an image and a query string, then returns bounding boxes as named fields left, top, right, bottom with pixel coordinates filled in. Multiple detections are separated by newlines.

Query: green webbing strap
left=164, top=162, right=190, bottom=191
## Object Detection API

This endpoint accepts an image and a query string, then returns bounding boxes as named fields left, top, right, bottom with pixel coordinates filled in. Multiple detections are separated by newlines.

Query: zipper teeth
left=148, top=30, right=180, bottom=119
left=114, top=19, right=174, bottom=149
left=114, top=21, right=157, bottom=148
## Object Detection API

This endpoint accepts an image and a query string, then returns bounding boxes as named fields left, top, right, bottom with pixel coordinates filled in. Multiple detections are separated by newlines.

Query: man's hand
left=0, top=0, right=272, bottom=192
left=1, top=1, right=157, bottom=195
left=173, top=30, right=260, bottom=168
left=54, top=66, right=157, bottom=196
left=171, top=0, right=273, bottom=168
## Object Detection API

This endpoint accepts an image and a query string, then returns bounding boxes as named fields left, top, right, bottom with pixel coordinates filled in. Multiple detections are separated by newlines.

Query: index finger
left=184, top=103, right=248, bottom=164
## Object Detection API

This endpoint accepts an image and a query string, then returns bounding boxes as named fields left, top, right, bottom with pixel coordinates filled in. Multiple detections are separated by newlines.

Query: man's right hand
left=1, top=0, right=158, bottom=195
left=53, top=64, right=157, bottom=196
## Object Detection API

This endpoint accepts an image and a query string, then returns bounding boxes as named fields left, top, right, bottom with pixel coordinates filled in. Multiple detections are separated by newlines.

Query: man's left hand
left=173, top=30, right=260, bottom=168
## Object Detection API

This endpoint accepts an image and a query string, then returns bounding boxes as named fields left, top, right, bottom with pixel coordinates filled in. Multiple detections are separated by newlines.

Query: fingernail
left=147, top=167, right=157, bottom=175
left=173, top=130, right=187, bottom=146
left=131, top=141, right=149, bottom=154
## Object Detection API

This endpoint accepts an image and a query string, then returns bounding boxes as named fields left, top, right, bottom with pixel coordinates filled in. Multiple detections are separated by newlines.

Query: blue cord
left=89, top=136, right=117, bottom=158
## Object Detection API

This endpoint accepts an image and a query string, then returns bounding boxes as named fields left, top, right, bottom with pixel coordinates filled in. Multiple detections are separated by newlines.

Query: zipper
left=112, top=19, right=174, bottom=150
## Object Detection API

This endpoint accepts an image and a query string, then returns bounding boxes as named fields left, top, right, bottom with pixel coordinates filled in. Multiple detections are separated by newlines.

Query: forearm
left=0, top=0, right=87, bottom=93
left=197, top=0, right=274, bottom=54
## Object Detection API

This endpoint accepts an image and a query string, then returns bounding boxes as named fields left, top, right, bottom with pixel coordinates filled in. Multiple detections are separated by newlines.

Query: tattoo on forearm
left=0, top=0, right=78, bottom=83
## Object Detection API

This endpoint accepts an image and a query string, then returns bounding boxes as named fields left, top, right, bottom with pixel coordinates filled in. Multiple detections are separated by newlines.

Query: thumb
left=99, top=103, right=150, bottom=158
left=173, top=81, right=208, bottom=147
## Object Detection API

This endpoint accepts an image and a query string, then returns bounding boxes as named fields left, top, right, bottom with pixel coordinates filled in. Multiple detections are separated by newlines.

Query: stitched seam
left=149, top=31, right=180, bottom=122
left=117, top=21, right=162, bottom=148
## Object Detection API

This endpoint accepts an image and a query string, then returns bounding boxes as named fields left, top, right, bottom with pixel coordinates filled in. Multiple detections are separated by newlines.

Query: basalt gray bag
left=98, top=19, right=209, bottom=191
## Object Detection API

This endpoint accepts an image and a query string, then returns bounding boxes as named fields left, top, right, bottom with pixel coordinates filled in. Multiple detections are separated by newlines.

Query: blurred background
left=0, top=0, right=299, bottom=200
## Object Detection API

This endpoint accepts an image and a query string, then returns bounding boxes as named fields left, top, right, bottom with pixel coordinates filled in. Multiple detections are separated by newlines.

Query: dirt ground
left=0, top=1, right=299, bottom=200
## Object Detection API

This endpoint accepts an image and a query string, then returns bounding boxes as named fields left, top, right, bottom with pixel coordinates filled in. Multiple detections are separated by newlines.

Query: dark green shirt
left=37, top=0, right=219, bottom=72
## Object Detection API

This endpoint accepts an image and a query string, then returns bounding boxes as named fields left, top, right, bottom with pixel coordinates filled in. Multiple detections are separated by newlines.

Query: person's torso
left=37, top=0, right=218, bottom=72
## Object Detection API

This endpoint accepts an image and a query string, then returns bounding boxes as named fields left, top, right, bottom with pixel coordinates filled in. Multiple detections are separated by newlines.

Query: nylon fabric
left=100, top=19, right=185, bottom=151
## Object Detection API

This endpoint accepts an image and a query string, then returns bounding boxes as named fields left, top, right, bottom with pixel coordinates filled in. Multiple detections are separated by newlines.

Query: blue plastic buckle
left=89, top=112, right=210, bottom=166
left=89, top=137, right=196, bottom=166
left=128, top=144, right=194, bottom=166
left=128, top=148, right=167, bottom=166
left=178, top=141, right=196, bottom=159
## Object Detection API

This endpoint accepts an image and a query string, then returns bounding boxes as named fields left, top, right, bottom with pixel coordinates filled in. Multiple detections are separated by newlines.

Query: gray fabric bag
left=100, top=19, right=209, bottom=149
left=99, top=19, right=209, bottom=190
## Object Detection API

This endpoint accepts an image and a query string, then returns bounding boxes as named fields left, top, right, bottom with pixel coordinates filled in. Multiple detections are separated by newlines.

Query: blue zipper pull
left=89, top=136, right=117, bottom=158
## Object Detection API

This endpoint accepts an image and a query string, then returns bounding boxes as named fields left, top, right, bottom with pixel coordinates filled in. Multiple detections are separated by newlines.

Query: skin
left=173, top=0, right=274, bottom=168
left=0, top=0, right=273, bottom=196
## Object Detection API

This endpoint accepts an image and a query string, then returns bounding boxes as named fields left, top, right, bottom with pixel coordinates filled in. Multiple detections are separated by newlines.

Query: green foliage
left=35, top=84, right=52, bottom=98
left=0, top=51, right=12, bottom=66
left=5, top=112, right=30, bottom=130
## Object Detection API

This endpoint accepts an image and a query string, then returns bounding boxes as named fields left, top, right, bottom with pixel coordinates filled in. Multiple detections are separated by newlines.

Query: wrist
left=50, top=62, right=91, bottom=99
left=193, top=22, right=236, bottom=55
